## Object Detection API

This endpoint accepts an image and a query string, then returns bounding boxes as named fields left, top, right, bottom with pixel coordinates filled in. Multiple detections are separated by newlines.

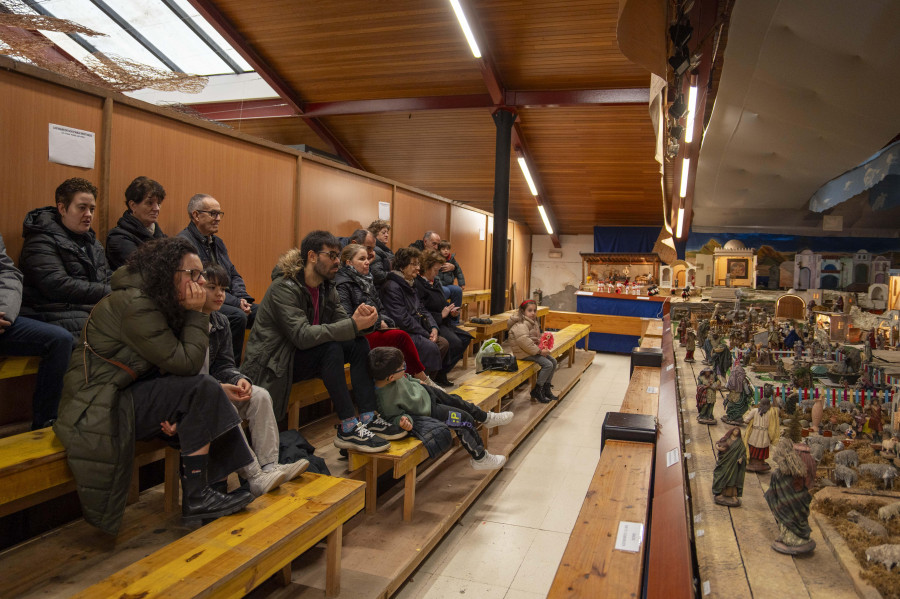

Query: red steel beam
left=185, top=0, right=363, bottom=170
left=506, top=87, right=650, bottom=107
left=190, top=98, right=293, bottom=120
left=0, top=25, right=107, bottom=86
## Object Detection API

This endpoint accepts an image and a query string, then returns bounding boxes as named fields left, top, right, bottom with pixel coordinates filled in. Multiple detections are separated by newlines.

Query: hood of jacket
left=111, top=210, right=165, bottom=241
left=23, top=206, right=97, bottom=245
left=508, top=310, right=532, bottom=326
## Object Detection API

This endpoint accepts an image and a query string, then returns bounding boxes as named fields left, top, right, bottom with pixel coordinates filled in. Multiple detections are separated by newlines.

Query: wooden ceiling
left=203, top=0, right=661, bottom=235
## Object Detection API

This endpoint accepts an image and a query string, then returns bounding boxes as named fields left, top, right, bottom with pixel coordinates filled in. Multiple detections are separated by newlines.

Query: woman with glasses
left=335, top=243, right=438, bottom=387
left=106, top=176, right=167, bottom=270
left=379, top=247, right=451, bottom=387
left=54, top=237, right=257, bottom=535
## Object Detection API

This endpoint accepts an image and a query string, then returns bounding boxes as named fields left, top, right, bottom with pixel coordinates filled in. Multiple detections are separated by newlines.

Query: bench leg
left=325, top=525, right=342, bottom=598
left=568, top=347, right=575, bottom=367
left=164, top=446, right=180, bottom=515
left=288, top=403, right=300, bottom=431
left=365, top=460, right=377, bottom=514
left=278, top=562, right=292, bottom=586
left=128, top=463, right=141, bottom=505
left=403, top=465, right=417, bottom=522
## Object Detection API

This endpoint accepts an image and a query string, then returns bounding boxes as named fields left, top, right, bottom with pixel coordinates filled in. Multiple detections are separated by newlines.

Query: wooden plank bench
left=643, top=318, right=664, bottom=338
left=347, top=384, right=501, bottom=521
left=620, top=365, right=661, bottom=417
left=0, top=427, right=178, bottom=518
left=0, top=355, right=40, bottom=380
left=548, top=439, right=654, bottom=598
left=466, top=359, right=539, bottom=398
left=286, top=364, right=352, bottom=429
left=70, top=473, right=365, bottom=599
left=547, top=323, right=591, bottom=365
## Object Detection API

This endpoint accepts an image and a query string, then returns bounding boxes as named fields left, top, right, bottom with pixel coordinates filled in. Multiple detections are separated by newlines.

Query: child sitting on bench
left=508, top=299, right=558, bottom=403
left=368, top=346, right=513, bottom=470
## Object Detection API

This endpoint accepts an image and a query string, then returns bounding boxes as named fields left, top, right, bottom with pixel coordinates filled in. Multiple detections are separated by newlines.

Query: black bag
left=481, top=353, right=518, bottom=372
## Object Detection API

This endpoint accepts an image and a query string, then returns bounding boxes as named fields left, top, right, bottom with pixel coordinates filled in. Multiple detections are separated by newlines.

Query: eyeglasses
left=393, top=362, right=407, bottom=375
left=176, top=269, right=205, bottom=282
left=316, top=251, right=340, bottom=261
left=195, top=210, right=225, bottom=219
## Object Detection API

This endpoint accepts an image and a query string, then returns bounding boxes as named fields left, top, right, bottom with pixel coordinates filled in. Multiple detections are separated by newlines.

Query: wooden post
left=365, top=460, right=377, bottom=514
left=164, top=446, right=180, bottom=514
left=403, top=465, right=417, bottom=522
left=325, top=525, right=342, bottom=598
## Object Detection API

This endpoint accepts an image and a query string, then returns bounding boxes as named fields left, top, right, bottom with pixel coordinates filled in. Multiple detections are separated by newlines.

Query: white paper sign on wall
left=49, top=124, right=95, bottom=169
left=378, top=201, right=391, bottom=220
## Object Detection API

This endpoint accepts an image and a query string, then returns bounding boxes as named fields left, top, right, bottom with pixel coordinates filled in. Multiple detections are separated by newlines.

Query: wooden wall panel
left=449, top=205, right=487, bottom=290
left=392, top=189, right=449, bottom=251
left=0, top=69, right=103, bottom=262
left=298, top=159, right=390, bottom=240
left=512, top=222, right=532, bottom=303
left=109, top=104, right=296, bottom=302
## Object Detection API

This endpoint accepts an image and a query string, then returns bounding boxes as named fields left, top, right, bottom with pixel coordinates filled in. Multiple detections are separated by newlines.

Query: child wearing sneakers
left=201, top=264, right=309, bottom=496
left=508, top=299, right=558, bottom=403
left=368, top=346, right=513, bottom=470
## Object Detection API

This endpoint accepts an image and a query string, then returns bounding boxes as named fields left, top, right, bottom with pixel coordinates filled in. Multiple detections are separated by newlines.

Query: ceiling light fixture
left=538, top=205, right=554, bottom=235
left=679, top=158, right=691, bottom=197
left=668, top=94, right=688, bottom=119
left=517, top=156, right=539, bottom=196
left=670, top=123, right=684, bottom=141
left=684, top=85, right=698, bottom=143
left=449, top=0, right=482, bottom=58
left=676, top=207, right=685, bottom=238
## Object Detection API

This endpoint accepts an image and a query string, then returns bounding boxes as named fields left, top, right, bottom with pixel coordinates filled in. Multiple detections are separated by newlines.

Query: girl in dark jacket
left=378, top=248, right=452, bottom=386
left=106, top=176, right=167, bottom=270
left=335, top=244, right=437, bottom=386
left=415, top=250, right=474, bottom=385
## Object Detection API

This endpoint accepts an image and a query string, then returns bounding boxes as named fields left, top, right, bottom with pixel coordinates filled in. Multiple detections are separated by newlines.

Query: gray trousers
left=234, top=385, right=281, bottom=478
left=524, top=354, right=558, bottom=385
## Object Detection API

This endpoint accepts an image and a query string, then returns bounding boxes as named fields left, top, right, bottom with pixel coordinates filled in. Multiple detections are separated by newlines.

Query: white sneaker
left=483, top=411, right=514, bottom=429
left=276, top=459, right=309, bottom=481
left=470, top=451, right=507, bottom=470
left=423, top=376, right=442, bottom=389
left=246, top=467, right=290, bottom=497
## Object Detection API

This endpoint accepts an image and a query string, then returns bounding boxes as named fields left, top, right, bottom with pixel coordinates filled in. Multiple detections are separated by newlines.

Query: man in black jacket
left=19, top=178, right=111, bottom=336
left=178, top=193, right=256, bottom=361
left=0, top=233, right=73, bottom=429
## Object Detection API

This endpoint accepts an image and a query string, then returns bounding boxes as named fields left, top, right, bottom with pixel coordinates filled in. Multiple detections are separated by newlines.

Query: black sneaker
left=365, top=415, right=407, bottom=440
left=334, top=422, right=390, bottom=453
left=433, top=372, right=454, bottom=387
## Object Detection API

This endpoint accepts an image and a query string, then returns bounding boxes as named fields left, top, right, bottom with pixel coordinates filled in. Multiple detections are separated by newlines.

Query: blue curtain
left=593, top=227, right=659, bottom=253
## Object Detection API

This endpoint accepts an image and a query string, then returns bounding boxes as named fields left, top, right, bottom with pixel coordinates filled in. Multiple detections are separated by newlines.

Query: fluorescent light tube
left=676, top=207, right=685, bottom=238
left=538, top=205, right=554, bottom=235
left=685, top=85, right=698, bottom=143
left=449, top=0, right=482, bottom=58
left=680, top=158, right=690, bottom=198
left=517, top=156, right=539, bottom=196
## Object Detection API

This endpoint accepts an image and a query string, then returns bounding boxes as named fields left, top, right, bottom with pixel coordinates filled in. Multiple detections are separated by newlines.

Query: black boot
left=542, top=382, right=559, bottom=401
left=531, top=385, right=550, bottom=403
left=181, top=454, right=253, bottom=525
left=432, top=371, right=454, bottom=388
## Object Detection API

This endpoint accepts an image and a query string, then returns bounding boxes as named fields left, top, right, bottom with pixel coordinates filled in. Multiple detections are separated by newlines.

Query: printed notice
left=479, top=228, right=485, bottom=240
left=49, top=124, right=95, bottom=168
left=614, top=521, right=644, bottom=553
left=378, top=201, right=391, bottom=220
left=666, top=364, right=674, bottom=371
left=646, top=386, right=658, bottom=394
left=666, top=447, right=680, bottom=467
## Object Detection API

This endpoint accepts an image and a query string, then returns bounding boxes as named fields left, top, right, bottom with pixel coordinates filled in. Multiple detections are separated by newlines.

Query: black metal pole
left=490, top=108, right=515, bottom=315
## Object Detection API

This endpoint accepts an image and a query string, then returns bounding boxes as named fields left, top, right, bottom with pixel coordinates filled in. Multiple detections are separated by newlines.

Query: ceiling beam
left=185, top=0, right=363, bottom=170
left=456, top=0, right=561, bottom=247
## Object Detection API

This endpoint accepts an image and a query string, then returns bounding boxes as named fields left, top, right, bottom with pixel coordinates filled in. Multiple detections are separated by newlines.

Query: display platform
left=576, top=291, right=670, bottom=353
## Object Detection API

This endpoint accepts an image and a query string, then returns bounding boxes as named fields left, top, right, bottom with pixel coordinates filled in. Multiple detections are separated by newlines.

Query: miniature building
left=889, top=270, right=900, bottom=311
left=815, top=312, right=850, bottom=342
left=713, top=240, right=757, bottom=288
left=659, top=260, right=697, bottom=289
left=793, top=249, right=891, bottom=291
left=775, top=294, right=805, bottom=320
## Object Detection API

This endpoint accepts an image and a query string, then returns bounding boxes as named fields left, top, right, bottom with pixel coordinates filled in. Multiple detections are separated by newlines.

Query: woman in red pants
left=335, top=244, right=437, bottom=387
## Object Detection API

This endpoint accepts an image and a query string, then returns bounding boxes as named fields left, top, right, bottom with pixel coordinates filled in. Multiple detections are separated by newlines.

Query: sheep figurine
left=858, top=463, right=898, bottom=490
left=834, top=449, right=859, bottom=468
left=866, top=544, right=900, bottom=571
left=838, top=400, right=853, bottom=412
left=878, top=502, right=900, bottom=522
left=834, top=464, right=858, bottom=488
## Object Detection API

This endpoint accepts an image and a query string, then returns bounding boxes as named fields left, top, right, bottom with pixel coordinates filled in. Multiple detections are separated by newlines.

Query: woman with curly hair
left=54, top=237, right=256, bottom=535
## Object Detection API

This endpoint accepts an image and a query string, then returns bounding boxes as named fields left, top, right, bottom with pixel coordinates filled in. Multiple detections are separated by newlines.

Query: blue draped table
left=575, top=291, right=670, bottom=353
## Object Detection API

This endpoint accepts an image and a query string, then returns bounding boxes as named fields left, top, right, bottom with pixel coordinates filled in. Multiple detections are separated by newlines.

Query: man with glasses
left=243, top=230, right=401, bottom=453
left=179, top=193, right=256, bottom=362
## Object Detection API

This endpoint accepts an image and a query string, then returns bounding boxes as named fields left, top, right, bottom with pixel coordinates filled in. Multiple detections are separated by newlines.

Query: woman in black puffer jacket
left=334, top=244, right=432, bottom=385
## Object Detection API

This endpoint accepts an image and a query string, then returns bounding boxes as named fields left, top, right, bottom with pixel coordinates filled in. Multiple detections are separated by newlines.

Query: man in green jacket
left=243, top=230, right=402, bottom=453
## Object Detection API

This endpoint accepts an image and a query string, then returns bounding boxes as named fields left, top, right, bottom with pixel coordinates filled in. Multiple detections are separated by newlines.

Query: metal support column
left=490, top=108, right=516, bottom=315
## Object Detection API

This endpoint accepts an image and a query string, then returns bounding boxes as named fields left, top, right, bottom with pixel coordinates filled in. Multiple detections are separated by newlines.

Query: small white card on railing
left=646, top=386, right=658, bottom=394
left=666, top=447, right=680, bottom=467
left=637, top=296, right=649, bottom=300
left=666, top=364, right=674, bottom=371
left=614, top=521, right=644, bottom=553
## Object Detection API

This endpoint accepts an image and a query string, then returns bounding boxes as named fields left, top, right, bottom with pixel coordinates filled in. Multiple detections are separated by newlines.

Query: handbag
left=480, top=353, right=518, bottom=373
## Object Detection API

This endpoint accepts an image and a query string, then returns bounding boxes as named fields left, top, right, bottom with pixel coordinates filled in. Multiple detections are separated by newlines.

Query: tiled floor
left=394, top=353, right=631, bottom=599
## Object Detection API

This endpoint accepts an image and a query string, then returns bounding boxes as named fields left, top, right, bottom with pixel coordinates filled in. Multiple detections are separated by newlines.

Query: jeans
left=291, top=337, right=376, bottom=421
left=523, top=354, right=558, bottom=385
left=442, top=285, right=463, bottom=324
left=0, top=316, right=74, bottom=429
left=426, top=386, right=487, bottom=459
left=233, top=385, right=280, bottom=474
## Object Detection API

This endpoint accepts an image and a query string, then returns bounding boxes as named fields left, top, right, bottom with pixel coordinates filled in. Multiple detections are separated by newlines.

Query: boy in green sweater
left=368, top=346, right=513, bottom=470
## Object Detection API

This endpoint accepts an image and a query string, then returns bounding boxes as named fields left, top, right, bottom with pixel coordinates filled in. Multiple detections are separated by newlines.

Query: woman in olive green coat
left=54, top=238, right=254, bottom=534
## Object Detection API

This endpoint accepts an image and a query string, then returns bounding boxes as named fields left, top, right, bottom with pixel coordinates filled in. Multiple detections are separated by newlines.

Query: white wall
left=530, top=234, right=594, bottom=310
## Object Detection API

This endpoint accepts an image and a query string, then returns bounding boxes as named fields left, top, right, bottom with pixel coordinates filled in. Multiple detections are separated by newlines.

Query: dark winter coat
left=415, top=276, right=454, bottom=326
left=379, top=271, right=437, bottom=339
left=241, top=249, right=363, bottom=419
left=408, top=415, right=454, bottom=459
left=178, top=222, right=254, bottom=308
left=409, top=239, right=426, bottom=251
left=436, top=255, right=466, bottom=287
left=0, top=233, right=23, bottom=323
left=208, top=310, right=245, bottom=386
left=371, top=240, right=393, bottom=286
left=334, top=264, right=395, bottom=330
left=19, top=207, right=111, bottom=334
left=106, top=211, right=166, bottom=270
left=53, top=267, right=210, bottom=534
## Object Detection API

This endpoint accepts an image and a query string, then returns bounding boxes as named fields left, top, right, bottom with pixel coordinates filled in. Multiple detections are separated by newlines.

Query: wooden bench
left=467, top=359, right=539, bottom=398
left=0, top=355, right=40, bottom=380
left=457, top=325, right=475, bottom=368
left=547, top=323, right=591, bottom=365
left=286, top=364, right=352, bottom=429
left=548, top=439, right=654, bottom=598
left=620, top=365, right=660, bottom=417
left=0, top=427, right=178, bottom=518
left=70, top=473, right=365, bottom=599
left=347, top=384, right=500, bottom=521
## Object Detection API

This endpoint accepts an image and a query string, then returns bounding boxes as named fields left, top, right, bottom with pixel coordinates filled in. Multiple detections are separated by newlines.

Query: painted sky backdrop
left=685, top=232, right=900, bottom=255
